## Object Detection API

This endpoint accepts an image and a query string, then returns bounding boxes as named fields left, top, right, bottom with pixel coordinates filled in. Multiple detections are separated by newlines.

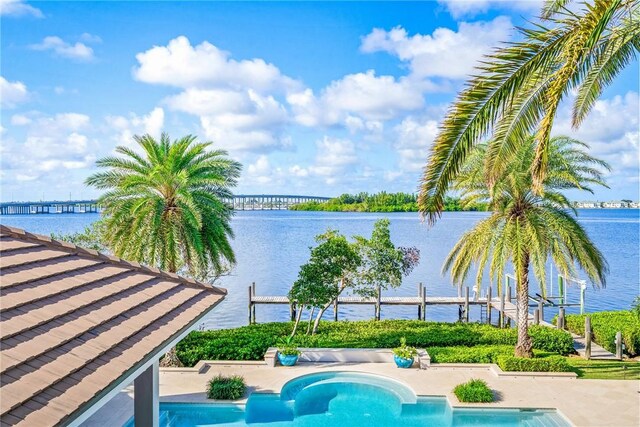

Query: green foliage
left=288, top=229, right=361, bottom=310
left=497, top=355, right=572, bottom=372
left=206, top=374, right=246, bottom=400
left=290, top=192, right=485, bottom=213
left=277, top=336, right=301, bottom=356
left=393, top=337, right=417, bottom=359
left=51, top=222, right=108, bottom=252
left=563, top=311, right=640, bottom=356
left=453, top=379, right=494, bottom=403
left=566, top=358, right=640, bottom=380
left=175, top=320, right=573, bottom=366
left=428, top=345, right=513, bottom=363
left=528, top=325, right=575, bottom=355
left=440, top=136, right=609, bottom=357
left=419, top=1, right=636, bottom=222
left=86, top=133, right=242, bottom=274
left=289, top=220, right=419, bottom=335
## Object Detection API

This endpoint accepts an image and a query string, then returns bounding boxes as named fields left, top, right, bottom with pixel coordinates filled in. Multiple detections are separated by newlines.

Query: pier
left=0, top=195, right=331, bottom=215
left=0, top=200, right=99, bottom=215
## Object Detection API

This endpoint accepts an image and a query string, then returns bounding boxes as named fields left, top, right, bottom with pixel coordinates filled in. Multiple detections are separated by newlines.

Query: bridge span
left=0, top=195, right=330, bottom=215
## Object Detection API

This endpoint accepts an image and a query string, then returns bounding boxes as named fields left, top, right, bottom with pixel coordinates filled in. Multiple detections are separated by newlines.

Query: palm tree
left=419, top=0, right=639, bottom=222
left=443, top=136, right=609, bottom=357
left=86, top=133, right=241, bottom=365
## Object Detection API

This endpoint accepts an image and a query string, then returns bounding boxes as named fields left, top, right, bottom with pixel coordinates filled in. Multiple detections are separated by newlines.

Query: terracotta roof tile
left=0, top=225, right=226, bottom=426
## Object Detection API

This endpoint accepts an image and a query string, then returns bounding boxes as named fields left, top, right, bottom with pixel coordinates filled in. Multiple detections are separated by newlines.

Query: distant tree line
left=289, top=192, right=487, bottom=212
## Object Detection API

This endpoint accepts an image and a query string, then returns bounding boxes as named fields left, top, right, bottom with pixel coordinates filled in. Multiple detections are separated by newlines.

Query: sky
left=1, top=0, right=638, bottom=202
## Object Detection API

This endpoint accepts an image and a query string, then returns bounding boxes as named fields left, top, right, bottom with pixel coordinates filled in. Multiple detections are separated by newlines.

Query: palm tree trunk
left=160, top=346, right=183, bottom=367
left=514, top=253, right=533, bottom=358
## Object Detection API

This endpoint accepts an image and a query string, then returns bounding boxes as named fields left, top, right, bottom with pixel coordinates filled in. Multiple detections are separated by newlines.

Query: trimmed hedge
left=497, top=355, right=572, bottom=372
left=453, top=379, right=494, bottom=403
left=176, top=320, right=573, bottom=366
left=561, top=311, right=639, bottom=356
left=207, top=374, right=246, bottom=400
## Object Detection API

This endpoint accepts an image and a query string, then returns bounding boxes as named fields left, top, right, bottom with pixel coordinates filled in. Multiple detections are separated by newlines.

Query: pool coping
left=163, top=359, right=577, bottom=379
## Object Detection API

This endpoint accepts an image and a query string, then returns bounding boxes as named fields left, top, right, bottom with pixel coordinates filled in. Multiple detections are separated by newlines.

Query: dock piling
left=420, top=283, right=426, bottom=321
left=464, top=287, right=469, bottom=323
left=487, top=287, right=492, bottom=325
left=499, top=290, right=505, bottom=328
left=251, top=282, right=256, bottom=323
left=533, top=309, right=540, bottom=325
left=558, top=307, right=565, bottom=329
left=333, top=299, right=338, bottom=321
left=585, top=316, right=592, bottom=360
left=615, top=331, right=623, bottom=360
left=248, top=285, right=253, bottom=325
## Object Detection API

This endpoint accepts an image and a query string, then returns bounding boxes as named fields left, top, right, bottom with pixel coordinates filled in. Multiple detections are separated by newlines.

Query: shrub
left=393, top=337, right=417, bottom=359
left=453, top=379, right=494, bottom=403
left=562, top=311, right=640, bottom=356
left=206, top=375, right=246, bottom=400
left=528, top=325, right=574, bottom=355
left=176, top=320, right=573, bottom=366
left=428, top=345, right=513, bottom=363
left=496, top=355, right=572, bottom=372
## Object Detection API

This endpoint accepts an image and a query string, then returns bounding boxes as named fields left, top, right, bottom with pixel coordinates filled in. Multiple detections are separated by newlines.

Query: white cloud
left=0, top=0, right=42, bottom=17
left=288, top=70, right=425, bottom=127
left=394, top=116, right=440, bottom=171
left=134, top=36, right=299, bottom=93
left=0, top=77, right=30, bottom=108
left=554, top=92, right=639, bottom=184
left=0, top=112, right=96, bottom=185
left=30, top=36, right=95, bottom=61
left=165, top=88, right=289, bottom=153
left=437, top=0, right=542, bottom=19
left=10, top=114, right=31, bottom=126
left=361, top=17, right=513, bottom=79
left=308, top=136, right=358, bottom=184
left=105, top=107, right=165, bottom=146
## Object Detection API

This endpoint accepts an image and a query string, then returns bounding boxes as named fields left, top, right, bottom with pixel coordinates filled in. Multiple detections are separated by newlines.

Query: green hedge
left=206, top=375, right=246, bottom=400
left=176, top=320, right=573, bottom=366
left=562, top=311, right=639, bottom=356
left=428, top=345, right=558, bottom=364
left=453, top=379, right=494, bottom=403
left=497, top=355, right=572, bottom=372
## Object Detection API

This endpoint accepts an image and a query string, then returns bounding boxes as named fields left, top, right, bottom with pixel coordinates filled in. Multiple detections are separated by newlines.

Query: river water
left=3, top=209, right=638, bottom=329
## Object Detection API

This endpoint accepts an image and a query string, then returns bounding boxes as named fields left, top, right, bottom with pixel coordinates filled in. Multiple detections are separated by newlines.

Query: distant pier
left=0, top=200, right=99, bottom=215
left=0, top=195, right=331, bottom=215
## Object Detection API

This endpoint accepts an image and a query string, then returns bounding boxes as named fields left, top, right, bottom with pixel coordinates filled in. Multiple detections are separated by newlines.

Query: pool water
left=124, top=372, right=570, bottom=426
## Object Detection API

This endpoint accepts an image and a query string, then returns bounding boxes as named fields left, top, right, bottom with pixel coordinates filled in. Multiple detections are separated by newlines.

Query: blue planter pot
left=278, top=353, right=299, bottom=366
left=394, top=355, right=414, bottom=368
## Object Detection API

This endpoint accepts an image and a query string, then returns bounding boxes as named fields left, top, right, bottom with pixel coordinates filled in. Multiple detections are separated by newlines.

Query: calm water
left=123, top=372, right=570, bottom=426
left=3, top=209, right=638, bottom=329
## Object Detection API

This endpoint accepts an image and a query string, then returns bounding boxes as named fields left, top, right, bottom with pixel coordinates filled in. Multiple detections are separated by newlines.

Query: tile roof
left=0, top=224, right=226, bottom=426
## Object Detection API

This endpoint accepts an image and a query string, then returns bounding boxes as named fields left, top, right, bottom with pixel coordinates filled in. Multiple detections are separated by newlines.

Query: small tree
left=289, top=219, right=420, bottom=335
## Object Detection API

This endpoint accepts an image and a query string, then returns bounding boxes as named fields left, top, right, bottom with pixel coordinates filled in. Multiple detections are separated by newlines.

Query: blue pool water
left=124, top=372, right=570, bottom=426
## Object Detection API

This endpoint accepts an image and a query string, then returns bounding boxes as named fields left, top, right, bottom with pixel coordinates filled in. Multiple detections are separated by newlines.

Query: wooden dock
left=248, top=282, right=621, bottom=361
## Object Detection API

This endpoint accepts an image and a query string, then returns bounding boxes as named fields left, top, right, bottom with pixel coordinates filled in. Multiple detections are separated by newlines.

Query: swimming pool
left=124, top=372, right=570, bottom=426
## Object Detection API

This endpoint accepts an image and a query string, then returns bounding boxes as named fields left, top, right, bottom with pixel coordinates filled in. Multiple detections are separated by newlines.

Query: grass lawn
left=566, top=357, right=640, bottom=380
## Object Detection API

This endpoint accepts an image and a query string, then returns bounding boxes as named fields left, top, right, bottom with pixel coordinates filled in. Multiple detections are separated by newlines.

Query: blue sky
left=1, top=0, right=638, bottom=202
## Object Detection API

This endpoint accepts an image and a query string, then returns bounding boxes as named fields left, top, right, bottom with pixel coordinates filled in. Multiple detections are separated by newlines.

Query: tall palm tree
left=444, top=136, right=609, bottom=357
left=87, top=133, right=241, bottom=275
left=86, top=133, right=241, bottom=365
left=420, top=0, right=639, bottom=223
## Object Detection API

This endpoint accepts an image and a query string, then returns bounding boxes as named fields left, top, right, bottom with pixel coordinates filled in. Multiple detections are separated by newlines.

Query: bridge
left=0, top=195, right=331, bottom=215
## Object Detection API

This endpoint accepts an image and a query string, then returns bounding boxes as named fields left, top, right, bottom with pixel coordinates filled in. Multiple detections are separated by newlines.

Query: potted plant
left=393, top=337, right=417, bottom=368
left=277, top=337, right=301, bottom=366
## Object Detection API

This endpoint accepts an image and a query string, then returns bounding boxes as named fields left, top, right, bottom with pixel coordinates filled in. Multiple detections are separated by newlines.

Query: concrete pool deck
left=83, top=361, right=640, bottom=427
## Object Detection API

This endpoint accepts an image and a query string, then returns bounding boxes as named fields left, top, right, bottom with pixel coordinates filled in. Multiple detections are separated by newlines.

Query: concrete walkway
left=83, top=361, right=640, bottom=427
